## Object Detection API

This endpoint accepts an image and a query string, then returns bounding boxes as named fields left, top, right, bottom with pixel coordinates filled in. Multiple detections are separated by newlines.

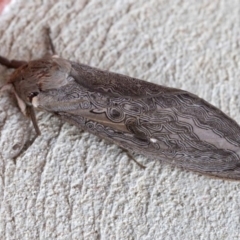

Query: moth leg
left=26, top=106, right=41, bottom=136
left=45, top=27, right=57, bottom=55
left=121, top=148, right=146, bottom=169
left=0, top=55, right=27, bottom=68
left=1, top=85, right=41, bottom=136
left=0, top=83, right=13, bottom=92
left=1, top=84, right=28, bottom=115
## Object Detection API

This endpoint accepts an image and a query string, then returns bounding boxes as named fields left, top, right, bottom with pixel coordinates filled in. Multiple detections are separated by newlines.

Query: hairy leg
left=0, top=56, right=27, bottom=68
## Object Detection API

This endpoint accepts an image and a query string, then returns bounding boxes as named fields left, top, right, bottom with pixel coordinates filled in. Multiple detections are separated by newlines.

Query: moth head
left=8, top=64, right=40, bottom=107
left=4, top=57, right=72, bottom=114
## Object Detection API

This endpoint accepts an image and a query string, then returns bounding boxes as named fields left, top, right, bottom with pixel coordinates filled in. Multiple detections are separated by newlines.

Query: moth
left=1, top=31, right=240, bottom=180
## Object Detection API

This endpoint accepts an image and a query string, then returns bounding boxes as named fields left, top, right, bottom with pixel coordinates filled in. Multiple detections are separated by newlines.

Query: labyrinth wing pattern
left=4, top=57, right=240, bottom=179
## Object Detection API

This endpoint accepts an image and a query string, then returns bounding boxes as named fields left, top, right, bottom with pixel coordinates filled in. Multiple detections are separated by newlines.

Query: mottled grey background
left=0, top=0, right=240, bottom=239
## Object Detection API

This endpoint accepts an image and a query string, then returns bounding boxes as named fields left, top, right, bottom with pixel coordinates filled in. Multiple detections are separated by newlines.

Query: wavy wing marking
left=37, top=62, right=240, bottom=179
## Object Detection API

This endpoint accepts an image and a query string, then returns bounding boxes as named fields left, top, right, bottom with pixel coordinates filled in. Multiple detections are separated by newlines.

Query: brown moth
left=1, top=33, right=240, bottom=180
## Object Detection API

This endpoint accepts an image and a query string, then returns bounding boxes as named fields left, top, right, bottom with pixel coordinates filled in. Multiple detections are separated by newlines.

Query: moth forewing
left=1, top=53, right=240, bottom=180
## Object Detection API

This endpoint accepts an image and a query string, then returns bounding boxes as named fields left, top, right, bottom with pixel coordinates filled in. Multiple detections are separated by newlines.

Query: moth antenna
left=45, top=27, right=57, bottom=55
left=0, top=55, right=27, bottom=69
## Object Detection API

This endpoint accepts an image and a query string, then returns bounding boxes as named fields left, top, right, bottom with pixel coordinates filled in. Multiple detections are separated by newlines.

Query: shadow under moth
left=1, top=31, right=240, bottom=180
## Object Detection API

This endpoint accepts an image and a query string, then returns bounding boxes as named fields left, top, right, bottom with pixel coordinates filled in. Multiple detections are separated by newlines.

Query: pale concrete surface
left=0, top=0, right=240, bottom=239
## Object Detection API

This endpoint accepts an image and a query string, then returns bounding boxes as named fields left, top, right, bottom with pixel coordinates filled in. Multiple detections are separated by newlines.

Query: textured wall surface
left=1, top=0, right=240, bottom=239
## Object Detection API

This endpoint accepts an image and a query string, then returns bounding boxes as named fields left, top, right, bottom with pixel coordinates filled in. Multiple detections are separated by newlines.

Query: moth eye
left=28, top=92, right=39, bottom=102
